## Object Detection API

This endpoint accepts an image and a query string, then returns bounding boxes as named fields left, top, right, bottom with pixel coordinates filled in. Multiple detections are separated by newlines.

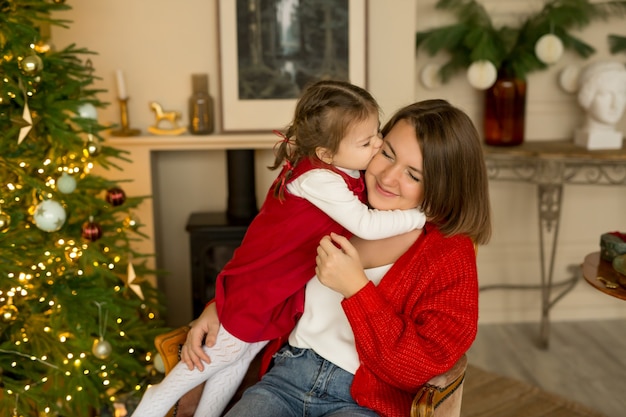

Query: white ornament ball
left=92, top=338, right=112, bottom=359
left=420, top=63, right=443, bottom=90
left=33, top=199, right=66, bottom=232
left=57, top=172, right=77, bottom=194
left=153, top=353, right=166, bottom=373
left=535, top=34, right=564, bottom=64
left=467, top=60, right=498, bottom=90
left=558, top=65, right=581, bottom=94
left=77, top=103, right=98, bottom=120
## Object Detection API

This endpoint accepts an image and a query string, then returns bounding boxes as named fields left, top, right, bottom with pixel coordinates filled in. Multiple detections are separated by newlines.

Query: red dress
left=215, top=158, right=366, bottom=343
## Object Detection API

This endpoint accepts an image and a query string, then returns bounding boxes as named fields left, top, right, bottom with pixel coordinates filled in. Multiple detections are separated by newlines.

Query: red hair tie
left=272, top=130, right=294, bottom=199
left=277, top=159, right=294, bottom=197
left=272, top=129, right=291, bottom=144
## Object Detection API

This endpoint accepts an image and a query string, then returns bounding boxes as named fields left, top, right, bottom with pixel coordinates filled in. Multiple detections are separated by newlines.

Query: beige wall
left=52, top=0, right=626, bottom=327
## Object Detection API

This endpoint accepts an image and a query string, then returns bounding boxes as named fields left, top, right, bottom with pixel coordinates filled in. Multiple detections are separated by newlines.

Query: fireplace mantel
left=106, top=133, right=277, bottom=151
left=97, top=133, right=276, bottom=279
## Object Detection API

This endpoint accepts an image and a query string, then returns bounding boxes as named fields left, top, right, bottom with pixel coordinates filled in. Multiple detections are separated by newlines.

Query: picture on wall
left=218, top=0, right=367, bottom=132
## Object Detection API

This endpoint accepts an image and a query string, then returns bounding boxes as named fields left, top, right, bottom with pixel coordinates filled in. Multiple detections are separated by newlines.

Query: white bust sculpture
left=574, top=61, right=626, bottom=149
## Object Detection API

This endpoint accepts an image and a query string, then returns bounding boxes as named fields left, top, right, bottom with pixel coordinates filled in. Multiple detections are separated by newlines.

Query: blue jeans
left=223, top=345, right=379, bottom=417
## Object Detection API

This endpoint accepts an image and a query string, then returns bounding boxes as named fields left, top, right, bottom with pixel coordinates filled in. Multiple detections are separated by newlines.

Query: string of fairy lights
left=1, top=13, right=162, bottom=414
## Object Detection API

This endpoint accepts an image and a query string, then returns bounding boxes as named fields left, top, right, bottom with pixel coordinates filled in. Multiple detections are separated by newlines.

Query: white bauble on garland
left=420, top=63, right=443, bottom=89
left=467, top=60, right=498, bottom=90
left=33, top=199, right=66, bottom=232
left=558, top=65, right=580, bottom=93
left=535, top=34, right=564, bottom=64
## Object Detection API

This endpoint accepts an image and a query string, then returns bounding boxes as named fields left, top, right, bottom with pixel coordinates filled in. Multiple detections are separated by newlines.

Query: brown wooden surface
left=581, top=252, right=626, bottom=300
left=483, top=139, right=626, bottom=161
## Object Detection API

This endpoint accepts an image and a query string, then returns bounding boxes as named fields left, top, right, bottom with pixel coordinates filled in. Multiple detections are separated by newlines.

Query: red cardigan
left=343, top=224, right=478, bottom=417
left=259, top=224, right=478, bottom=417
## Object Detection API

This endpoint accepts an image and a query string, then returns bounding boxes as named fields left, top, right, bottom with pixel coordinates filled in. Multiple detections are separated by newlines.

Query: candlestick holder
left=111, top=97, right=141, bottom=136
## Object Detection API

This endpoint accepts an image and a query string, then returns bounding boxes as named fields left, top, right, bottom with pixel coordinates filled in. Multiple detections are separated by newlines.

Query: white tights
left=131, top=326, right=268, bottom=417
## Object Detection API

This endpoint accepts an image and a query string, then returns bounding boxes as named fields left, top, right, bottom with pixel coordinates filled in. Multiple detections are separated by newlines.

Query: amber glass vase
left=483, top=73, right=527, bottom=146
left=188, top=74, right=214, bottom=135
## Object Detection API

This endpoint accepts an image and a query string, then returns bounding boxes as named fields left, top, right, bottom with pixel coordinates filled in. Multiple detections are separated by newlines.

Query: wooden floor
left=467, top=319, right=626, bottom=417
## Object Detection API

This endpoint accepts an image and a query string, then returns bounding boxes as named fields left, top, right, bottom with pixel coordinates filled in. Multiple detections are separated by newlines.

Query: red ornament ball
left=106, top=187, right=126, bottom=206
left=82, top=218, right=102, bottom=241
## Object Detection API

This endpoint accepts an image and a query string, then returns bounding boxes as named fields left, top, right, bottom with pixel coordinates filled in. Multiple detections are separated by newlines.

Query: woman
left=182, top=99, right=492, bottom=417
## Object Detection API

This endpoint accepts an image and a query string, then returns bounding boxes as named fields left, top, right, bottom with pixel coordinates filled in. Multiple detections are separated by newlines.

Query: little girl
left=131, top=80, right=425, bottom=417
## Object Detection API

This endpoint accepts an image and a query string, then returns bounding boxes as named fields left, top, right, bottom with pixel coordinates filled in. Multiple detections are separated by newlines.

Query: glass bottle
left=188, top=74, right=214, bottom=134
left=483, top=71, right=527, bottom=146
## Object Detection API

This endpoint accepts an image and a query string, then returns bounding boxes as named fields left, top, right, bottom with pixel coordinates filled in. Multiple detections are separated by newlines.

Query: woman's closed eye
left=380, top=142, right=422, bottom=182
left=408, top=171, right=421, bottom=183
left=381, top=148, right=394, bottom=160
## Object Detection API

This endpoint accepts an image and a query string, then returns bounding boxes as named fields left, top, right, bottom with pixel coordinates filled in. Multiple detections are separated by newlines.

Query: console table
left=481, top=140, right=626, bottom=348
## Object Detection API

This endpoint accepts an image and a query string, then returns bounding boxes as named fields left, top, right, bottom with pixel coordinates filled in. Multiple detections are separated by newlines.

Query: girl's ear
left=315, top=147, right=333, bottom=164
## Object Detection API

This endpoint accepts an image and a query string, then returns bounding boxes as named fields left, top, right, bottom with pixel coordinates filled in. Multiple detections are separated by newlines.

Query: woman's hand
left=315, top=232, right=370, bottom=298
left=180, top=301, right=220, bottom=371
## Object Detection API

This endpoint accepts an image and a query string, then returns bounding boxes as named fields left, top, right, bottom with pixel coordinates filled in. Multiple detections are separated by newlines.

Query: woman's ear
left=315, top=147, right=333, bottom=164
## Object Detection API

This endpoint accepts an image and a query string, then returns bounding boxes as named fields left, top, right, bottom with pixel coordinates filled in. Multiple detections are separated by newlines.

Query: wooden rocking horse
left=148, top=101, right=187, bottom=135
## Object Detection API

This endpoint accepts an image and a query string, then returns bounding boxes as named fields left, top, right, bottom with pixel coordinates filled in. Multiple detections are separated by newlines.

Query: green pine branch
left=416, top=0, right=626, bottom=81
left=609, top=34, right=626, bottom=54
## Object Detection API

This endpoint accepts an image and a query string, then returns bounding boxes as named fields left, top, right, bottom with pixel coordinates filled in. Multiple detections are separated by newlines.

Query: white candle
left=115, top=69, right=128, bottom=99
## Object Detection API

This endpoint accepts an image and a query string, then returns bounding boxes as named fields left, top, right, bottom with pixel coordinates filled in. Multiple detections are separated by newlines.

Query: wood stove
left=186, top=211, right=249, bottom=317
left=186, top=149, right=258, bottom=317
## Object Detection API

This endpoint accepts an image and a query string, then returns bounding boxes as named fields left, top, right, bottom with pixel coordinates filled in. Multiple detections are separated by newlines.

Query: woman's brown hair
left=381, top=99, right=492, bottom=244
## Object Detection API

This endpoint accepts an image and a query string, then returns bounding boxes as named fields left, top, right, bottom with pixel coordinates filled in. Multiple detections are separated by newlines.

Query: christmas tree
left=0, top=1, right=169, bottom=415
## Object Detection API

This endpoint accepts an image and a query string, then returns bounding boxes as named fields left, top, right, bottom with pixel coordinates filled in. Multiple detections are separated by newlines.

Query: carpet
left=461, top=365, right=606, bottom=417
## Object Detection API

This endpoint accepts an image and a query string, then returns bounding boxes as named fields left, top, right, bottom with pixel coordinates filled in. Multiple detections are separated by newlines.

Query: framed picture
left=217, top=0, right=368, bottom=133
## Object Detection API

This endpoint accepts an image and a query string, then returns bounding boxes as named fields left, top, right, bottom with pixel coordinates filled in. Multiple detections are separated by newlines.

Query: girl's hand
left=315, top=232, right=369, bottom=298
left=180, top=301, right=220, bottom=371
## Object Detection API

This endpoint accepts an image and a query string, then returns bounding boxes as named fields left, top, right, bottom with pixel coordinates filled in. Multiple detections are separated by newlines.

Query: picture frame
left=217, top=0, right=368, bottom=133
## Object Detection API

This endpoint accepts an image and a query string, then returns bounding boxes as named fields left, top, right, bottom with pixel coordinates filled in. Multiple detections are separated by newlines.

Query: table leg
left=536, top=183, right=579, bottom=348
